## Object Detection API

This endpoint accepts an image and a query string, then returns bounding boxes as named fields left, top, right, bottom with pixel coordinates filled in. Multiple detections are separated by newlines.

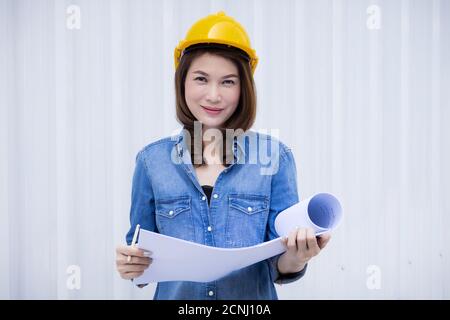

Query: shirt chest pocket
left=226, top=194, right=269, bottom=248
left=155, top=195, right=195, bottom=241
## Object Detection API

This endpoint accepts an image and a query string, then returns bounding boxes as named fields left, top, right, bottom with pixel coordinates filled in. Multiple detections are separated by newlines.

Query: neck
left=201, top=124, right=222, bottom=150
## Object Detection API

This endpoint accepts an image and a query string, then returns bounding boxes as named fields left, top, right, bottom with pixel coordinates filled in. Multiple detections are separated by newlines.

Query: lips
left=201, top=105, right=224, bottom=116
left=201, top=105, right=223, bottom=111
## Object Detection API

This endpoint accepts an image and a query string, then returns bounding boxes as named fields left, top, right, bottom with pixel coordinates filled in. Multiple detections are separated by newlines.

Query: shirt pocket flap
left=155, top=196, right=191, bottom=219
left=228, top=194, right=269, bottom=215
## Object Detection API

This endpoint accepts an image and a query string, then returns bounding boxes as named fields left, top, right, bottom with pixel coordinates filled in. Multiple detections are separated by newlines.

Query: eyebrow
left=192, top=70, right=239, bottom=79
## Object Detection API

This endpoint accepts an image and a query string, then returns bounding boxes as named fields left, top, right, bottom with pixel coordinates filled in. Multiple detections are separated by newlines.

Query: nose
left=205, top=84, right=222, bottom=104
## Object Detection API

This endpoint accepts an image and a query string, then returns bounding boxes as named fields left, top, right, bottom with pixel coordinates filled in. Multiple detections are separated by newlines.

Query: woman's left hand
left=277, top=228, right=331, bottom=274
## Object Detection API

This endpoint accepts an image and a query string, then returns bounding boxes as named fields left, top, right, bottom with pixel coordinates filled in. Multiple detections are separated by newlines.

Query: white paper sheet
left=134, top=193, right=342, bottom=284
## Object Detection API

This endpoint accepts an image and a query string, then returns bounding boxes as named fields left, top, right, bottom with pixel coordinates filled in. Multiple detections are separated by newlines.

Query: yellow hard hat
left=174, top=11, right=258, bottom=74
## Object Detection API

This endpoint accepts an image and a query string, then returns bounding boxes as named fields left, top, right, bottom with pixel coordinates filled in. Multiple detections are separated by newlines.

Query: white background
left=1, top=0, right=449, bottom=299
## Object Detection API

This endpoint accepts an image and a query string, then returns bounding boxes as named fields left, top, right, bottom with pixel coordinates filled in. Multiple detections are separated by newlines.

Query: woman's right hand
left=116, top=245, right=152, bottom=281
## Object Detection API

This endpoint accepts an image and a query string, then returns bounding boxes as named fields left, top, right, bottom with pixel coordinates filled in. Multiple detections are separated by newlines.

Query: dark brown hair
left=175, top=44, right=257, bottom=167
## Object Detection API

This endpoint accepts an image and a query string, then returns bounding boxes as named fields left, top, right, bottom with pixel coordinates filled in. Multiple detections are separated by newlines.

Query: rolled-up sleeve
left=125, top=150, right=156, bottom=245
left=265, top=145, right=307, bottom=285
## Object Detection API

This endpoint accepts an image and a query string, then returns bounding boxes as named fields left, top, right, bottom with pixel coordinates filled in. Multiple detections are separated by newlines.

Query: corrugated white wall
left=0, top=0, right=449, bottom=299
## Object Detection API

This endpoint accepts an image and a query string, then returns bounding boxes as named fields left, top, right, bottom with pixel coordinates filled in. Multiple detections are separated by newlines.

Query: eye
left=194, top=76, right=207, bottom=82
left=223, top=79, right=235, bottom=85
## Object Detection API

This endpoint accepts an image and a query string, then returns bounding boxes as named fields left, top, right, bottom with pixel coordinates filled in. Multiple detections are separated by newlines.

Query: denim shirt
left=126, top=129, right=307, bottom=300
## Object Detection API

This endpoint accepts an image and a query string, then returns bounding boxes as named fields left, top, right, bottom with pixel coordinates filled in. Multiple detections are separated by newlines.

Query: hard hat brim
left=174, top=40, right=258, bottom=74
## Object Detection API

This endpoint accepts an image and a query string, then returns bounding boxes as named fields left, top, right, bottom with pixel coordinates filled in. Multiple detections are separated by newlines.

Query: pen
left=128, top=224, right=140, bottom=263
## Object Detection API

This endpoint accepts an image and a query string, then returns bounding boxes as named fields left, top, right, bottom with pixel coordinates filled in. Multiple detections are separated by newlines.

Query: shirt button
left=213, top=194, right=218, bottom=199
left=207, top=226, right=212, bottom=232
left=202, top=196, right=206, bottom=201
left=247, top=207, right=253, bottom=212
left=208, top=291, right=214, bottom=296
left=169, top=210, right=174, bottom=216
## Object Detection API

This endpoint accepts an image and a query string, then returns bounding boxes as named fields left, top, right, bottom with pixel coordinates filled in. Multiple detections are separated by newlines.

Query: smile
left=201, top=105, right=224, bottom=115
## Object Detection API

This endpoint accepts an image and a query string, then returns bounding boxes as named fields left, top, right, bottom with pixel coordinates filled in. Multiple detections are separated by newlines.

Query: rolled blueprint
left=134, top=193, right=343, bottom=284
left=275, top=193, right=343, bottom=237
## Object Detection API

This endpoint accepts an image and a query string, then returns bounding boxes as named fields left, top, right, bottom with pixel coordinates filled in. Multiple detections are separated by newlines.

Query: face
left=184, top=53, right=241, bottom=130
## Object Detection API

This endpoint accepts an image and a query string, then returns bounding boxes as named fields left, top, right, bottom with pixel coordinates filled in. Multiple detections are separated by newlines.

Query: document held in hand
left=133, top=193, right=342, bottom=285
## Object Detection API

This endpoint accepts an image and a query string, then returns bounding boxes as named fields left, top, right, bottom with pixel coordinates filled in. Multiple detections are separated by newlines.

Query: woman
left=116, top=11, right=331, bottom=300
